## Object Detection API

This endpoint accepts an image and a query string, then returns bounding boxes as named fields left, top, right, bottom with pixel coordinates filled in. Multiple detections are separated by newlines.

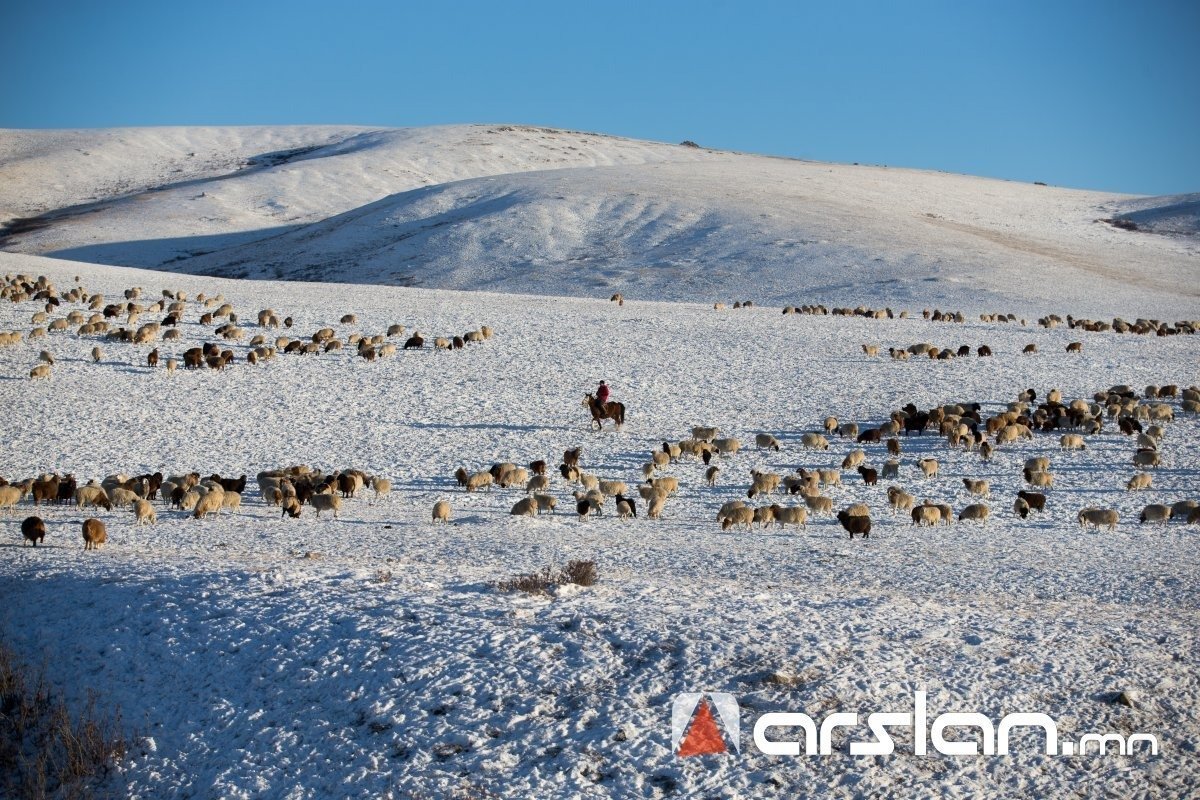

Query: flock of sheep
left=4, top=271, right=1199, bottom=550
left=0, top=272, right=497, bottom=381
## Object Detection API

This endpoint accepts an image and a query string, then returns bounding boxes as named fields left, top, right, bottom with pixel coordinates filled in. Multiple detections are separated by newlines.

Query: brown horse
left=583, top=393, right=625, bottom=431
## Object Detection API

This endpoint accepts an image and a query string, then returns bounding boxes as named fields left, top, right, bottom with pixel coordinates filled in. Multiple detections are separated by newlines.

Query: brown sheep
left=857, top=466, right=879, bottom=486
left=836, top=510, right=871, bottom=539
left=82, top=518, right=107, bottom=550
left=22, top=516, right=46, bottom=546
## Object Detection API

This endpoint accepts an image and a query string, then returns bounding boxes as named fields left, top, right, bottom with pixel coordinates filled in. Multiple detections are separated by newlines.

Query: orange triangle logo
left=676, top=697, right=728, bottom=757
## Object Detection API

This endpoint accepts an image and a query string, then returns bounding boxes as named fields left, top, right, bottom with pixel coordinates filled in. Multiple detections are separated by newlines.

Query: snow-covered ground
left=1, top=250, right=1197, bottom=798
left=2, top=125, right=1197, bottom=317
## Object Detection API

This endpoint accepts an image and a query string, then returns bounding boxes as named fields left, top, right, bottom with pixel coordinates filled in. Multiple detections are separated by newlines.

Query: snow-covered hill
left=2, top=125, right=1196, bottom=317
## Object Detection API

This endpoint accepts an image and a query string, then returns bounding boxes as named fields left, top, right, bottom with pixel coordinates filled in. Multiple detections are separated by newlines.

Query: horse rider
left=596, top=380, right=611, bottom=406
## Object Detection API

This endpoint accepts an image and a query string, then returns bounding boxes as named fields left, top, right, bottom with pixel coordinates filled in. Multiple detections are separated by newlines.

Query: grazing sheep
left=310, top=492, right=342, bottom=519
left=1126, top=473, right=1153, bottom=491
left=1022, top=344, right=1038, bottom=354
left=614, top=494, right=637, bottom=518
left=74, top=485, right=112, bottom=511
left=917, top=458, right=939, bottom=479
left=497, top=467, right=530, bottom=489
left=770, top=504, right=807, bottom=528
left=38, top=350, right=54, bottom=365
left=651, top=450, right=671, bottom=469
left=108, top=487, right=138, bottom=508
left=755, top=433, right=781, bottom=451
left=817, top=469, right=841, bottom=488
left=705, top=466, right=719, bottom=486
left=804, top=495, right=834, bottom=515
left=1023, top=469, right=1055, bottom=488
left=841, top=450, right=866, bottom=470
left=647, top=494, right=667, bottom=519
left=21, top=516, right=46, bottom=546
left=82, top=518, right=107, bottom=550
left=1060, top=433, right=1087, bottom=451
left=800, top=433, right=830, bottom=450
left=466, top=472, right=494, bottom=492
left=912, top=505, right=941, bottom=526
left=29, top=364, right=51, bottom=380
left=836, top=510, right=871, bottom=539
left=650, top=476, right=680, bottom=495
left=823, top=416, right=838, bottom=434
left=1078, top=508, right=1119, bottom=531
left=958, top=504, right=990, bottom=523
left=221, top=491, right=241, bottom=511
left=533, top=494, right=557, bottom=514
left=598, top=479, right=627, bottom=497
left=1013, top=498, right=1031, bottom=519
left=133, top=498, right=157, bottom=525
left=746, top=471, right=781, bottom=499
left=881, top=459, right=900, bottom=480
left=1132, top=449, right=1161, bottom=469
left=962, top=478, right=990, bottom=498
left=1139, top=504, right=1173, bottom=524
left=691, top=426, right=719, bottom=443
left=720, top=506, right=754, bottom=531
left=526, top=475, right=551, bottom=494
left=403, top=332, right=425, bottom=349
left=579, top=473, right=600, bottom=492
left=857, top=466, right=879, bottom=486
left=281, top=497, right=302, bottom=518
left=1171, top=500, right=1197, bottom=520
left=837, top=422, right=860, bottom=439
left=713, top=438, right=741, bottom=455
left=432, top=500, right=451, bottom=523
left=372, top=477, right=392, bottom=499
left=1017, top=490, right=1047, bottom=513
left=193, top=491, right=224, bottom=519
left=91, top=346, right=103, bottom=363
left=510, top=497, right=539, bottom=517
left=752, top=505, right=776, bottom=527
left=1066, top=341, right=1083, bottom=353
left=862, top=344, right=880, bottom=357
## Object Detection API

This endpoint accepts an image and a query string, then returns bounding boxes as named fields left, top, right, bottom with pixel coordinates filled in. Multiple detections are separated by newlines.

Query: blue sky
left=3, top=0, right=1197, bottom=195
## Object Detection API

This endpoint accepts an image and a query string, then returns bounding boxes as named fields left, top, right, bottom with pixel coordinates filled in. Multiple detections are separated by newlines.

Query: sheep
left=310, top=492, right=342, bottom=519
left=193, top=491, right=224, bottom=519
left=615, top=494, right=637, bottom=518
left=21, top=516, right=46, bottom=546
left=1023, top=469, right=1055, bottom=488
left=857, top=466, right=879, bottom=486
left=403, top=332, right=425, bottom=349
left=1132, top=449, right=1161, bottom=469
left=1022, top=344, right=1038, bottom=354
left=958, top=504, right=990, bottom=524
left=431, top=500, right=451, bottom=523
left=563, top=447, right=582, bottom=467
left=752, top=505, right=776, bottom=527
left=720, top=506, right=754, bottom=531
left=74, top=485, right=113, bottom=511
left=133, top=498, right=157, bottom=525
left=705, top=466, right=719, bottom=486
left=1066, top=341, right=1083, bottom=353
left=804, top=495, right=834, bottom=515
left=650, top=476, right=679, bottom=495
left=961, top=478, right=990, bottom=498
left=651, top=450, right=671, bottom=469
left=771, top=504, right=807, bottom=528
left=747, top=471, right=781, bottom=498
left=1077, top=508, right=1119, bottom=531
left=528, top=460, right=548, bottom=476
left=887, top=487, right=915, bottom=514
left=466, top=472, right=494, bottom=492
left=38, top=350, right=54, bottom=365
left=755, top=433, right=781, bottom=451
left=598, top=480, right=627, bottom=497
left=526, top=475, right=551, bottom=494
left=1189, top=507, right=1200, bottom=525
left=692, top=426, right=719, bottom=443
left=108, top=487, right=139, bottom=508
left=836, top=510, right=871, bottom=539
left=647, top=494, right=667, bottom=520
left=1060, top=433, right=1087, bottom=451
left=912, top=504, right=941, bottom=526
left=841, top=450, right=866, bottom=470
left=372, top=477, right=392, bottom=499
left=29, top=364, right=51, bottom=380
left=817, top=469, right=841, bottom=488
left=221, top=492, right=242, bottom=511
left=881, top=459, right=900, bottom=480
left=837, top=422, right=859, bottom=439
left=862, top=344, right=880, bottom=357
left=1171, top=500, right=1198, bottom=520
left=82, top=518, right=107, bottom=550
left=1024, top=457, right=1051, bottom=474
left=533, top=494, right=557, bottom=514
left=713, top=438, right=741, bottom=455
left=1017, top=490, right=1047, bottom=513
left=91, top=345, right=103, bottom=363
left=800, top=433, right=830, bottom=450
left=843, top=502, right=870, bottom=517
left=823, top=416, right=839, bottom=434
left=579, top=473, right=600, bottom=492
left=1139, top=504, right=1173, bottom=524
left=917, top=458, right=939, bottom=479
left=1126, top=473, right=1153, bottom=491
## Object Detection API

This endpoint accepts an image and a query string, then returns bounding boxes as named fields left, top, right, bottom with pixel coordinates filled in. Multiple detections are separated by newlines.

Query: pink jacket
left=596, top=384, right=610, bottom=404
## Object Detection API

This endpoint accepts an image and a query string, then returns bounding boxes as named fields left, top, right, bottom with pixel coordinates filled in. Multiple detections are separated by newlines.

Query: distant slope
left=1, top=124, right=1197, bottom=316
left=1111, top=192, right=1200, bottom=236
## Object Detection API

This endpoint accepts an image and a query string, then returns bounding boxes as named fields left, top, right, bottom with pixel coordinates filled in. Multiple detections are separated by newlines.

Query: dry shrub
left=496, top=560, right=598, bottom=595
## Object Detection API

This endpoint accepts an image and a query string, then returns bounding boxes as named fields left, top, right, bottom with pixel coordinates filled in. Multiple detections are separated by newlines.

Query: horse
left=583, top=393, right=625, bottom=431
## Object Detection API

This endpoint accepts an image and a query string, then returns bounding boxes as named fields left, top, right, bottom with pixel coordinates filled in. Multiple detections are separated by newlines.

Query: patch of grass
left=0, top=641, right=127, bottom=799
left=496, top=560, right=598, bottom=595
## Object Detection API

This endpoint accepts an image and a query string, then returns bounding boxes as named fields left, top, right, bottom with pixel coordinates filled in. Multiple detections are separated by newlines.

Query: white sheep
left=754, top=433, right=781, bottom=451
left=1078, top=508, right=1118, bottom=530
left=310, top=492, right=342, bottom=519
left=817, top=469, right=841, bottom=488
left=526, top=475, right=551, bottom=494
left=650, top=476, right=679, bottom=495
left=961, top=478, right=990, bottom=498
left=1132, top=449, right=1161, bottom=469
left=887, top=487, right=915, bottom=514
left=1126, top=473, right=1152, bottom=491
left=801, top=433, right=830, bottom=450
left=466, top=472, right=494, bottom=492
left=692, top=426, right=719, bottom=442
left=713, top=438, right=741, bottom=455
left=841, top=449, right=866, bottom=470
left=0, top=485, right=23, bottom=514
left=29, top=364, right=51, bottom=380
left=432, top=500, right=451, bottom=523
left=747, top=471, right=781, bottom=498
left=882, top=459, right=900, bottom=479
left=133, top=498, right=157, bottom=526
left=804, top=495, right=833, bottom=515
left=771, top=505, right=808, bottom=528
left=1059, top=434, right=1087, bottom=451
left=917, top=458, right=939, bottom=479
left=222, top=491, right=242, bottom=510
left=1139, top=504, right=1172, bottom=524
left=108, top=487, right=139, bottom=508
left=720, top=506, right=754, bottom=531
left=193, top=491, right=224, bottom=519
left=598, top=480, right=627, bottom=497
left=533, top=494, right=557, bottom=514
left=958, top=504, right=990, bottom=523
left=647, top=494, right=667, bottom=520
left=510, top=497, right=539, bottom=517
